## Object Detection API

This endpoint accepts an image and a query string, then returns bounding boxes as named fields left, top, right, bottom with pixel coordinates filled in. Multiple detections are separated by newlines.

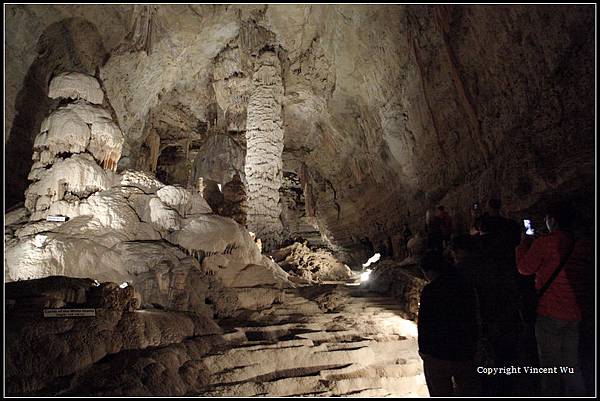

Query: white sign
left=43, top=309, right=96, bottom=318
left=46, top=215, right=68, bottom=222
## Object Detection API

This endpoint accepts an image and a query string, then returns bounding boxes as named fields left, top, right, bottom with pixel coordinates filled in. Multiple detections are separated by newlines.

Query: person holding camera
left=516, top=201, right=590, bottom=396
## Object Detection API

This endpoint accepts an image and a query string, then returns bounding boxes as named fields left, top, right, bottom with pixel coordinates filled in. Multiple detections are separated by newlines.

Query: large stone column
left=244, top=51, right=284, bottom=251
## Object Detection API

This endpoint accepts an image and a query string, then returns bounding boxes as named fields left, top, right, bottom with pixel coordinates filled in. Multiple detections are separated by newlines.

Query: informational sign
left=43, top=308, right=96, bottom=318
left=46, top=215, right=68, bottom=222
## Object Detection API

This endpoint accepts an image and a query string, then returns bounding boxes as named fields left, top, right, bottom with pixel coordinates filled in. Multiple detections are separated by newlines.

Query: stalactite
left=223, top=243, right=238, bottom=255
left=116, top=5, right=167, bottom=56
left=98, top=150, right=121, bottom=172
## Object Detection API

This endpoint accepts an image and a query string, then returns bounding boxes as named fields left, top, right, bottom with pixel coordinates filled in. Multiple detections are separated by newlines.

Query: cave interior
left=3, top=4, right=596, bottom=397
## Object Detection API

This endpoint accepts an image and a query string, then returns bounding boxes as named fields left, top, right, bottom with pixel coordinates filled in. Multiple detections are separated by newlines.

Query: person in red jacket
left=516, top=201, right=589, bottom=396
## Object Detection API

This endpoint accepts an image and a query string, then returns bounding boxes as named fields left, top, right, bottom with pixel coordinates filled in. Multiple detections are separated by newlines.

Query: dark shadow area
left=156, top=144, right=190, bottom=186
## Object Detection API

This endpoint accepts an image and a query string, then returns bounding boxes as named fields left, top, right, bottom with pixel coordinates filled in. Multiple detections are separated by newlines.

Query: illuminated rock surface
left=48, top=72, right=105, bottom=104
left=26, top=73, right=124, bottom=220
left=272, top=242, right=354, bottom=283
left=363, top=260, right=428, bottom=321
left=6, top=278, right=427, bottom=397
left=7, top=174, right=293, bottom=316
left=244, top=50, right=285, bottom=250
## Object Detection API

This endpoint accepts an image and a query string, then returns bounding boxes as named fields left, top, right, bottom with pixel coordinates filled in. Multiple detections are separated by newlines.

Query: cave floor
left=202, top=284, right=429, bottom=397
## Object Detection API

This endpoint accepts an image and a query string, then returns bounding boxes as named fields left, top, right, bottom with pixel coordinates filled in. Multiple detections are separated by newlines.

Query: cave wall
left=5, top=4, right=595, bottom=258
left=276, top=5, right=595, bottom=254
left=405, top=5, right=595, bottom=236
left=277, top=4, right=595, bottom=253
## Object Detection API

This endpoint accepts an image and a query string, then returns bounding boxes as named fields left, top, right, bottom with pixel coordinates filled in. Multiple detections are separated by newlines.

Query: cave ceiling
left=5, top=4, right=595, bottom=252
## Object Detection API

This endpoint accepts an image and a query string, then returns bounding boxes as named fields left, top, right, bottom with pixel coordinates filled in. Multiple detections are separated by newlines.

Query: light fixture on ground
left=360, top=269, right=372, bottom=282
left=360, top=253, right=381, bottom=282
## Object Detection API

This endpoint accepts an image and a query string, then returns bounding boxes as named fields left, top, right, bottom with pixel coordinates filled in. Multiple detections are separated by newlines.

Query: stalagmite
left=35, top=109, right=91, bottom=159
left=244, top=50, right=284, bottom=252
left=24, top=72, right=125, bottom=218
left=48, top=72, right=104, bottom=105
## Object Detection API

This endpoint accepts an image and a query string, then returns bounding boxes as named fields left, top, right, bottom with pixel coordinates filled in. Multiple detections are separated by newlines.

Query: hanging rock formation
left=6, top=6, right=595, bottom=260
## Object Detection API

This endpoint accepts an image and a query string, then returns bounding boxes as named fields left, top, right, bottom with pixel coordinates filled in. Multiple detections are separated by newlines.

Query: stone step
left=202, top=358, right=426, bottom=397
left=327, top=375, right=427, bottom=397
left=205, top=338, right=419, bottom=383
left=202, top=288, right=427, bottom=397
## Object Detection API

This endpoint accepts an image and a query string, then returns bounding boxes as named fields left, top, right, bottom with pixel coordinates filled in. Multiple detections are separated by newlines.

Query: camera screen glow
left=524, top=219, right=534, bottom=235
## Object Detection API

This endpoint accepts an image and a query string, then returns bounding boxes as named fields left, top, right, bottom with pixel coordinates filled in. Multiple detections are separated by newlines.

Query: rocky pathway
left=201, top=284, right=429, bottom=397
left=6, top=279, right=428, bottom=397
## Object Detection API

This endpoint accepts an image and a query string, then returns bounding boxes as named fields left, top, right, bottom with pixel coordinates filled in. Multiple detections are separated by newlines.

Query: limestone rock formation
left=219, top=174, right=248, bottom=226
left=7, top=171, right=292, bottom=315
left=48, top=72, right=104, bottom=104
left=363, top=260, right=427, bottom=321
left=6, top=6, right=595, bottom=264
left=129, top=193, right=182, bottom=232
left=6, top=279, right=427, bottom=397
left=88, top=118, right=124, bottom=171
left=212, top=44, right=251, bottom=132
left=157, top=184, right=212, bottom=216
left=26, top=72, right=124, bottom=220
left=3, top=5, right=595, bottom=397
left=192, top=135, right=245, bottom=188
left=10, top=68, right=294, bottom=317
left=5, top=276, right=221, bottom=395
left=39, top=73, right=123, bottom=172
left=245, top=50, right=285, bottom=251
left=271, top=242, right=354, bottom=283
left=26, top=154, right=114, bottom=220
left=118, top=170, right=165, bottom=193
left=36, top=108, right=91, bottom=159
